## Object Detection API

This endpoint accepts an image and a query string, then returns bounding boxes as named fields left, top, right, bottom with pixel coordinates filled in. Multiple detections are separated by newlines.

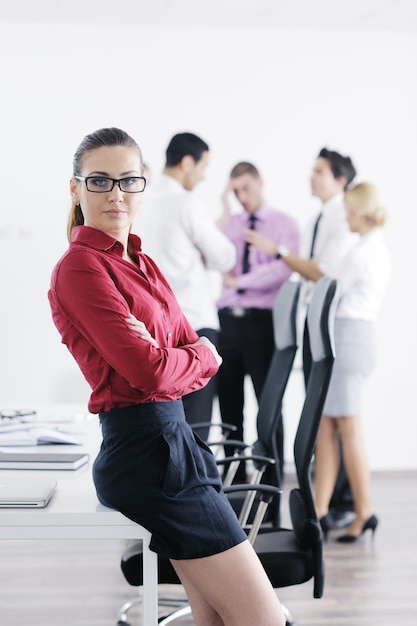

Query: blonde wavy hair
left=344, top=182, right=387, bottom=227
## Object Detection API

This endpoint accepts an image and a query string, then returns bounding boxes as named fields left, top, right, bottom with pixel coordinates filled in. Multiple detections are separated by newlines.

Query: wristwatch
left=275, top=244, right=290, bottom=259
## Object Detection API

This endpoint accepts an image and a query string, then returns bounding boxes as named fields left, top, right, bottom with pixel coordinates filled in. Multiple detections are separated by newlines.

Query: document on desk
left=0, top=451, right=89, bottom=470
left=0, top=425, right=82, bottom=446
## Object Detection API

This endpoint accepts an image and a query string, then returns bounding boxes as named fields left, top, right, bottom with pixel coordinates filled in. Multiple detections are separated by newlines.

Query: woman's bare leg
left=170, top=540, right=285, bottom=626
left=314, top=414, right=340, bottom=518
left=338, top=414, right=373, bottom=535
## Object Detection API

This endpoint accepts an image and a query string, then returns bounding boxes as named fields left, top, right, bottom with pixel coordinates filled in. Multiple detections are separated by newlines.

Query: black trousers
left=182, top=327, right=219, bottom=441
left=303, top=322, right=353, bottom=514
left=217, top=309, right=280, bottom=480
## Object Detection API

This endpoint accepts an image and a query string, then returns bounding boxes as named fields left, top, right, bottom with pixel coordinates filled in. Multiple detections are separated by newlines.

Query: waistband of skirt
left=99, top=400, right=186, bottom=432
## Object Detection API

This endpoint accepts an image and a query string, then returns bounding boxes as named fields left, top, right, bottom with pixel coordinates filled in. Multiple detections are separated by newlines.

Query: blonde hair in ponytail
left=344, top=182, right=387, bottom=227
left=67, top=200, right=84, bottom=243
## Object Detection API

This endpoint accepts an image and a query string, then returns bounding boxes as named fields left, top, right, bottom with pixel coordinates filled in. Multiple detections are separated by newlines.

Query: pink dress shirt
left=217, top=203, right=300, bottom=310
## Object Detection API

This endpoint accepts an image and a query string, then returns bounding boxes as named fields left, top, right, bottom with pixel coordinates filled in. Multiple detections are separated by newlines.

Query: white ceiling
left=1, top=0, right=416, bottom=31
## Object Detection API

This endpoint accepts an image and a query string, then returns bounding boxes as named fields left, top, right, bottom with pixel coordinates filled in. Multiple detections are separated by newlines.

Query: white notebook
left=0, top=476, right=57, bottom=508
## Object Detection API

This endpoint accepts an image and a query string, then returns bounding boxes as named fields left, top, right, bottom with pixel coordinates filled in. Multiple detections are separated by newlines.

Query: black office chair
left=193, top=282, right=301, bottom=471
left=252, top=276, right=338, bottom=625
left=214, top=280, right=301, bottom=525
left=116, top=278, right=336, bottom=626
left=118, top=277, right=337, bottom=626
left=116, top=281, right=301, bottom=625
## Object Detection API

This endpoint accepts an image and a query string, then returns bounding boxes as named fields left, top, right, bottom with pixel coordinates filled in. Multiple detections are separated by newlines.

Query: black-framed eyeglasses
left=0, top=408, right=37, bottom=423
left=75, top=175, right=147, bottom=193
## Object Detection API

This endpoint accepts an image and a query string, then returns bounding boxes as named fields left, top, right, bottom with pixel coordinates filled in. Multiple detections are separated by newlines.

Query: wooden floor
left=1, top=470, right=416, bottom=626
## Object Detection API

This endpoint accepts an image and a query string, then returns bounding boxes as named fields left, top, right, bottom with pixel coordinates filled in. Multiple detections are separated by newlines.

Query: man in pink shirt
left=217, top=161, right=300, bottom=482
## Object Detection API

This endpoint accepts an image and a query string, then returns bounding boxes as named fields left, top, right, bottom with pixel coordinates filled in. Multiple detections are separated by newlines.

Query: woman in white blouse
left=315, top=182, right=391, bottom=543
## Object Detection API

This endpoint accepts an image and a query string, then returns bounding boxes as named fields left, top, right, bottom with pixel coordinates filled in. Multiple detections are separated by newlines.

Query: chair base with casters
left=118, top=541, right=184, bottom=625
left=116, top=568, right=298, bottom=626
left=116, top=594, right=190, bottom=626
left=116, top=591, right=297, bottom=626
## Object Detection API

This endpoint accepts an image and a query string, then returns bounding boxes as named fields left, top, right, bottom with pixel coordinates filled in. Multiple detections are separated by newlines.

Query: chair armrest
left=223, top=484, right=282, bottom=543
left=208, top=439, right=251, bottom=450
left=217, top=454, right=276, bottom=490
left=223, top=484, right=282, bottom=497
left=216, top=454, right=276, bottom=467
left=193, top=422, right=238, bottom=437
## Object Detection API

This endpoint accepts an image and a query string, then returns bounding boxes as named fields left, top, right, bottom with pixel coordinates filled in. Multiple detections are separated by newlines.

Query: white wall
left=0, top=21, right=415, bottom=470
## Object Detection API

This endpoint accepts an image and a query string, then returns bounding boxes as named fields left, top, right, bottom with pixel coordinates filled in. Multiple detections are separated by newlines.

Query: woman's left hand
left=244, top=229, right=278, bottom=257
left=125, top=314, right=159, bottom=348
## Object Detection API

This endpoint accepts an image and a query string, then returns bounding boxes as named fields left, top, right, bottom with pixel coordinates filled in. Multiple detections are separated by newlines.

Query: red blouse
left=48, top=226, right=219, bottom=414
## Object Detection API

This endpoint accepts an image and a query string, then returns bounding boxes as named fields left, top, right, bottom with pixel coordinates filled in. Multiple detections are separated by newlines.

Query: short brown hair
left=229, top=162, right=260, bottom=179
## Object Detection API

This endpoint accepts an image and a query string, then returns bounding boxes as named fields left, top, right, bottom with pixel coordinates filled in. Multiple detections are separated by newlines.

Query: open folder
left=0, top=425, right=81, bottom=446
left=0, top=451, right=89, bottom=470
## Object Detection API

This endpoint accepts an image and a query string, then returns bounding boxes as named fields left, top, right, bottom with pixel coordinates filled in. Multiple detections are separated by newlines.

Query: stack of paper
left=0, top=424, right=81, bottom=447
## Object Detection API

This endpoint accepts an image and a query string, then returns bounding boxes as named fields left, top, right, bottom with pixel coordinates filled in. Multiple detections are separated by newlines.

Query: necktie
left=309, top=212, right=322, bottom=259
left=237, top=214, right=256, bottom=294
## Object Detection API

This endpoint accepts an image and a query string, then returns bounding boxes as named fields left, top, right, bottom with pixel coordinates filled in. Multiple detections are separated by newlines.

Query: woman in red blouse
left=48, top=128, right=284, bottom=626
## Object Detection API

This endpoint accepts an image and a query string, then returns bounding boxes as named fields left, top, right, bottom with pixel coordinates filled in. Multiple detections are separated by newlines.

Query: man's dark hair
left=229, top=162, right=260, bottom=179
left=318, top=147, right=356, bottom=189
left=165, top=132, right=209, bottom=167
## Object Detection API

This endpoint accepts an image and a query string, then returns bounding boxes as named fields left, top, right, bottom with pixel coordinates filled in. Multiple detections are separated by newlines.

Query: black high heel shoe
left=336, top=514, right=378, bottom=543
left=319, top=513, right=334, bottom=541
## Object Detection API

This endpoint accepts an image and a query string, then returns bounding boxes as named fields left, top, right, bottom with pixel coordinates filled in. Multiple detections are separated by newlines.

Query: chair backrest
left=293, top=276, right=338, bottom=505
left=255, top=281, right=301, bottom=449
left=290, top=277, right=338, bottom=598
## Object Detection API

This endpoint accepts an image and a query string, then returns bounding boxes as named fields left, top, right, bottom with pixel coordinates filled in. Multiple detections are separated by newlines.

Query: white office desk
left=0, top=408, right=158, bottom=625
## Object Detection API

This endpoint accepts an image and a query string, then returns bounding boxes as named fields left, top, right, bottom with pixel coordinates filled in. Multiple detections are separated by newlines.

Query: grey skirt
left=323, top=317, right=377, bottom=417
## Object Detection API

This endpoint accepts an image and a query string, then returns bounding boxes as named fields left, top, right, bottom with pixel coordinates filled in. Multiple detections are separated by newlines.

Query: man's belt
left=218, top=307, right=272, bottom=318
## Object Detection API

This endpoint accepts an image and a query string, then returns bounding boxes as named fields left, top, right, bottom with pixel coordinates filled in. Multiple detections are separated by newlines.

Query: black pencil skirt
left=93, top=400, right=247, bottom=560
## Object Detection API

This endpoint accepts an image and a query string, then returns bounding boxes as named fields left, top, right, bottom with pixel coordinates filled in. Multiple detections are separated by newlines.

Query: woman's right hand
left=124, top=314, right=159, bottom=348
left=217, top=180, right=234, bottom=228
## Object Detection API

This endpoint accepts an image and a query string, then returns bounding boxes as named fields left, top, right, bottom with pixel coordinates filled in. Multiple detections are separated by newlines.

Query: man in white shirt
left=135, top=132, right=236, bottom=437
left=246, top=147, right=357, bottom=356
left=246, top=147, right=358, bottom=526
